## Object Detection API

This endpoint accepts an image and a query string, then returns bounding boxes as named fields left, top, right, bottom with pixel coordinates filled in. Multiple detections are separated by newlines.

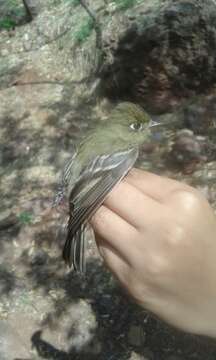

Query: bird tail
left=63, top=224, right=87, bottom=273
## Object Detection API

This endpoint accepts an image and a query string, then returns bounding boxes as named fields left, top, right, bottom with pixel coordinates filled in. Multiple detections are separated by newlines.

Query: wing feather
left=52, top=151, right=77, bottom=207
left=63, top=148, right=138, bottom=270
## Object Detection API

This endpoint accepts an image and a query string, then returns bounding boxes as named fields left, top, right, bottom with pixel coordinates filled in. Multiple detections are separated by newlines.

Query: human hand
left=90, top=168, right=216, bottom=337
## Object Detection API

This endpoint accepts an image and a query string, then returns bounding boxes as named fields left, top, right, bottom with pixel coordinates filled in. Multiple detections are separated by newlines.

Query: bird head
left=110, top=102, right=160, bottom=140
left=113, top=102, right=151, bottom=128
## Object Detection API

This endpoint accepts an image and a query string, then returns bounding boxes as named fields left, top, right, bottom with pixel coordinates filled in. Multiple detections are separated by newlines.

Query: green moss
left=18, top=212, right=33, bottom=225
left=74, top=18, right=94, bottom=43
left=0, top=17, right=16, bottom=30
left=0, top=0, right=26, bottom=30
left=63, top=0, right=80, bottom=6
left=71, top=0, right=81, bottom=6
left=113, top=0, right=137, bottom=10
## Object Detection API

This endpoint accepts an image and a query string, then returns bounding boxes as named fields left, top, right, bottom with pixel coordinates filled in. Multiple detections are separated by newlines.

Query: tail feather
left=63, top=224, right=86, bottom=272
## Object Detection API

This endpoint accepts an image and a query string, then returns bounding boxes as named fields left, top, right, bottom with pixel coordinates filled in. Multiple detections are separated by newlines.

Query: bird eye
left=130, top=122, right=143, bottom=131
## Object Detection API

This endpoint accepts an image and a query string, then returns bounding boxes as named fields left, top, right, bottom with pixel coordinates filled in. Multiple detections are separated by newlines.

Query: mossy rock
left=0, top=0, right=28, bottom=30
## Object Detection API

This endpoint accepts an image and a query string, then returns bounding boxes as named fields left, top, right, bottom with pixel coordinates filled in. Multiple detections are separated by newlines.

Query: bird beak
left=149, top=120, right=161, bottom=128
left=149, top=118, right=175, bottom=129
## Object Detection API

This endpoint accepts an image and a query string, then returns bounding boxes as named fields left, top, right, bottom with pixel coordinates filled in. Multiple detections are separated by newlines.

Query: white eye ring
left=130, top=122, right=143, bottom=131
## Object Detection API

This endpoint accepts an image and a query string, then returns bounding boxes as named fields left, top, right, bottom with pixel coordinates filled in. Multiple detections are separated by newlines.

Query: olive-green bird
left=54, top=102, right=160, bottom=272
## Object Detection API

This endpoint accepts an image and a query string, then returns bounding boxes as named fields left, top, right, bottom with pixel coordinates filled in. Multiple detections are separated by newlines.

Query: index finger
left=125, top=168, right=190, bottom=202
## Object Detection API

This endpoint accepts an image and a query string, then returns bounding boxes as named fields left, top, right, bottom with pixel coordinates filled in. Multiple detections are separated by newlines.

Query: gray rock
left=130, top=350, right=154, bottom=360
left=142, top=348, right=154, bottom=360
left=166, top=356, right=184, bottom=360
left=0, top=319, right=32, bottom=359
left=101, top=0, right=216, bottom=114
left=129, top=351, right=145, bottom=360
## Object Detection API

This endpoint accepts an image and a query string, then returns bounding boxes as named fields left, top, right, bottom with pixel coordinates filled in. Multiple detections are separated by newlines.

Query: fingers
left=126, top=168, right=188, bottom=202
left=103, top=179, right=164, bottom=230
left=96, top=236, right=130, bottom=284
left=90, top=205, right=138, bottom=265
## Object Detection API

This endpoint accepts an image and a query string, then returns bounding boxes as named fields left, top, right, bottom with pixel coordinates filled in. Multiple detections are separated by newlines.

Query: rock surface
left=101, top=0, right=216, bottom=113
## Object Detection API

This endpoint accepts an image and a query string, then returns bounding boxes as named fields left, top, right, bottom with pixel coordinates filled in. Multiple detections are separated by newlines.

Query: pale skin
left=90, top=168, right=216, bottom=338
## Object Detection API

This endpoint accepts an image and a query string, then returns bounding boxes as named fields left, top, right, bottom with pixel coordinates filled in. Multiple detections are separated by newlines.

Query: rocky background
left=0, top=0, right=216, bottom=359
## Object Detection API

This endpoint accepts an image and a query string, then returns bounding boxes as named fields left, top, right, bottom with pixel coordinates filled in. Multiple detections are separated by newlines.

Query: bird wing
left=52, top=151, right=77, bottom=207
left=63, top=147, right=138, bottom=270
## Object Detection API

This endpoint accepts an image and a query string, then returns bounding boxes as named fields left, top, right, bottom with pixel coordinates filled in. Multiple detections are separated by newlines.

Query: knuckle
left=171, top=187, right=203, bottom=212
left=166, top=222, right=187, bottom=247
left=145, top=253, right=168, bottom=279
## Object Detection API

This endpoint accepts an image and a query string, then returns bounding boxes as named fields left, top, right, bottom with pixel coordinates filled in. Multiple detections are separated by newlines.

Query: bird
left=54, top=102, right=160, bottom=272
